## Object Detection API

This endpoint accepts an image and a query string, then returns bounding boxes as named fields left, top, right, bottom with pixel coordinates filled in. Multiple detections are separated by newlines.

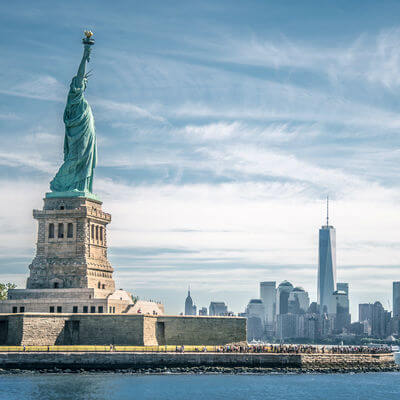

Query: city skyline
left=1, top=1, right=400, bottom=317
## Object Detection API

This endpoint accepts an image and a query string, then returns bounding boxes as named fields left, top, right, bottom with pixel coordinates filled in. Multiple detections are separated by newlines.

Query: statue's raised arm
left=48, top=31, right=98, bottom=199
left=75, top=44, right=91, bottom=87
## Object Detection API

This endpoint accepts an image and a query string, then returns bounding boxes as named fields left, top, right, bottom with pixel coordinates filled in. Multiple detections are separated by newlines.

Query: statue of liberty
left=48, top=31, right=97, bottom=198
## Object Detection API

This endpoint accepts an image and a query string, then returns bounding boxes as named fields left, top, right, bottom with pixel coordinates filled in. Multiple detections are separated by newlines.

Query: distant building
left=350, top=322, right=366, bottom=336
left=198, top=307, right=208, bottom=316
left=277, top=313, right=298, bottom=340
left=371, top=301, right=391, bottom=339
left=184, top=288, right=197, bottom=315
left=318, top=198, right=337, bottom=314
left=393, top=282, right=400, bottom=318
left=309, top=302, right=319, bottom=314
left=209, top=301, right=228, bottom=316
left=260, top=281, right=276, bottom=325
left=359, top=302, right=391, bottom=339
left=276, top=281, right=293, bottom=315
left=288, top=287, right=310, bottom=314
left=359, top=303, right=374, bottom=325
left=245, top=299, right=266, bottom=340
left=321, top=313, right=336, bottom=337
left=337, top=282, right=349, bottom=295
left=246, top=299, right=265, bottom=323
left=333, top=290, right=351, bottom=333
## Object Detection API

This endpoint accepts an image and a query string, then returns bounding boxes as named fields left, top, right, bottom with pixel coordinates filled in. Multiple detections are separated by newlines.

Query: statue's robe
left=50, top=76, right=96, bottom=193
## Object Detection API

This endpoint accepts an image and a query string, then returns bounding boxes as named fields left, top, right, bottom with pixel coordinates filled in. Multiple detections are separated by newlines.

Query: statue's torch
left=82, top=31, right=95, bottom=62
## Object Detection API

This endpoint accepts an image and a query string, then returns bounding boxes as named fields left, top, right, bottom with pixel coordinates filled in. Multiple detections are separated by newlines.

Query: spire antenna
left=326, top=196, right=329, bottom=226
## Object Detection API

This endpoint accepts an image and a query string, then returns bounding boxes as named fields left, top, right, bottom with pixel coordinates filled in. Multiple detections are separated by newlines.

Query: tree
left=131, top=295, right=139, bottom=305
left=0, top=283, right=17, bottom=300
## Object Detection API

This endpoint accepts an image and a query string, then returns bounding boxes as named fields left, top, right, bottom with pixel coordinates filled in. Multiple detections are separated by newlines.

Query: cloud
left=169, top=87, right=400, bottom=130
left=24, top=132, right=59, bottom=143
left=0, top=112, right=20, bottom=120
left=93, top=98, right=167, bottom=123
left=187, top=28, right=400, bottom=89
left=0, top=150, right=54, bottom=173
left=0, top=75, right=65, bottom=102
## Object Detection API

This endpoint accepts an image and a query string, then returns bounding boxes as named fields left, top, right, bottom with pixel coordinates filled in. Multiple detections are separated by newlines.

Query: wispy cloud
left=0, top=75, right=65, bottom=102
left=0, top=150, right=54, bottom=173
left=183, top=28, right=400, bottom=89
left=93, top=98, right=167, bottom=123
left=0, top=112, right=20, bottom=120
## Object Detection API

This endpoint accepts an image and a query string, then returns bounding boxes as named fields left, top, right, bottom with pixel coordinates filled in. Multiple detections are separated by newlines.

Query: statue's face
left=70, top=76, right=87, bottom=92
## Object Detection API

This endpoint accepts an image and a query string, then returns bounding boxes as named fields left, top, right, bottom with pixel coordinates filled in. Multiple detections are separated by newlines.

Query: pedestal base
left=45, top=190, right=101, bottom=202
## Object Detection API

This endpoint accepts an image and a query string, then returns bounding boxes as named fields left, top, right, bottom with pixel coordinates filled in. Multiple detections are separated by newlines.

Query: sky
left=0, top=0, right=400, bottom=318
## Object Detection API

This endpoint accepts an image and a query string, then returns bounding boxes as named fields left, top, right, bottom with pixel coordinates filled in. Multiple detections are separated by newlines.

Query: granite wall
left=0, top=314, right=246, bottom=346
left=0, top=352, right=395, bottom=371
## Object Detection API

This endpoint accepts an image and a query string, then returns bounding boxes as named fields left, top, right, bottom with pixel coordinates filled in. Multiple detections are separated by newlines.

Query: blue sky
left=1, top=0, right=400, bottom=318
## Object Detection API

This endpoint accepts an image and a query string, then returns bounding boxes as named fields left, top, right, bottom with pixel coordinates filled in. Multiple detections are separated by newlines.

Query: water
left=1, top=372, right=400, bottom=400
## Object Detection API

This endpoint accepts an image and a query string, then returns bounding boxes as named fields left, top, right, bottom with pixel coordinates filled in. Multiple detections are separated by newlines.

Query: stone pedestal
left=27, top=196, right=115, bottom=297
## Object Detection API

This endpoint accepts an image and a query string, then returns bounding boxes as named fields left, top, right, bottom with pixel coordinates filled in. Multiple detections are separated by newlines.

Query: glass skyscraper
left=393, top=282, right=400, bottom=318
left=260, top=281, right=276, bottom=324
left=317, top=199, right=337, bottom=314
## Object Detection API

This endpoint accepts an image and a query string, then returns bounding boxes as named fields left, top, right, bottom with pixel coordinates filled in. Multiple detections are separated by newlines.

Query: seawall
left=0, top=352, right=396, bottom=372
left=0, top=314, right=246, bottom=346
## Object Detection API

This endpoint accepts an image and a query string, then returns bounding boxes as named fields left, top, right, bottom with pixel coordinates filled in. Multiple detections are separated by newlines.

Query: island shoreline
left=0, top=352, right=397, bottom=374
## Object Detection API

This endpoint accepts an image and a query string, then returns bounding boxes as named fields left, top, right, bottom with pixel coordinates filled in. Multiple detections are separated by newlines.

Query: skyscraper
left=359, top=303, right=374, bottom=324
left=393, top=282, right=400, bottom=318
left=184, top=288, right=196, bottom=315
left=337, top=282, right=349, bottom=295
left=288, top=287, right=310, bottom=314
left=245, top=299, right=266, bottom=340
left=276, top=281, right=293, bottom=315
left=333, top=290, right=351, bottom=332
left=371, top=301, right=391, bottom=339
left=317, top=197, right=337, bottom=314
left=260, top=281, right=276, bottom=324
left=209, top=301, right=228, bottom=316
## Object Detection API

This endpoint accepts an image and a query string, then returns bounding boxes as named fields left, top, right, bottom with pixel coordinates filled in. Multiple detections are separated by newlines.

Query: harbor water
left=0, top=370, right=400, bottom=400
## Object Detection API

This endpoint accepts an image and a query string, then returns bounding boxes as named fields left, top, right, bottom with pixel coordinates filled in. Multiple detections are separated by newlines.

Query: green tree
left=0, top=283, right=17, bottom=300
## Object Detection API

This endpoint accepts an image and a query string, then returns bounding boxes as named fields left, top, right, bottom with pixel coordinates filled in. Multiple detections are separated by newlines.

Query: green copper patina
left=47, top=31, right=99, bottom=201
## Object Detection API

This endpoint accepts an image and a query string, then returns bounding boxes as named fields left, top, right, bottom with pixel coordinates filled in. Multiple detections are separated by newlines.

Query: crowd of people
left=213, top=344, right=392, bottom=354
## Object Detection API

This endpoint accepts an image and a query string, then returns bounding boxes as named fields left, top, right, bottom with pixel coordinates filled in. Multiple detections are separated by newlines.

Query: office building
left=371, top=301, right=391, bottom=339
left=277, top=313, right=298, bottom=340
left=209, top=301, right=228, bottom=316
left=393, top=282, right=400, bottom=318
left=333, top=290, right=351, bottom=333
left=245, top=299, right=266, bottom=340
left=318, top=197, right=337, bottom=314
left=288, top=287, right=310, bottom=314
left=359, top=303, right=374, bottom=325
left=260, top=281, right=276, bottom=325
left=337, top=282, right=349, bottom=295
left=276, top=281, right=293, bottom=315
left=198, top=307, right=208, bottom=316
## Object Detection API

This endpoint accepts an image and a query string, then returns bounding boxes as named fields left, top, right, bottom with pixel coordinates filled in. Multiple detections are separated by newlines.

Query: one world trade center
left=317, top=198, right=337, bottom=314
